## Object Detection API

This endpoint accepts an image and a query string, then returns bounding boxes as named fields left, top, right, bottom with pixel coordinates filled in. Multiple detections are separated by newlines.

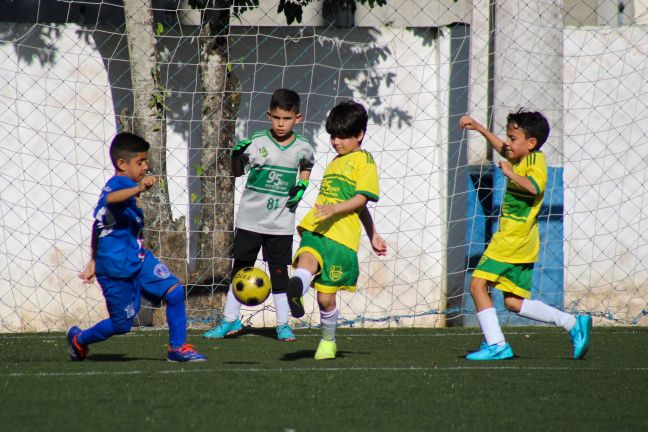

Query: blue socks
left=77, top=318, right=119, bottom=345
left=165, top=285, right=187, bottom=350
left=78, top=285, right=187, bottom=350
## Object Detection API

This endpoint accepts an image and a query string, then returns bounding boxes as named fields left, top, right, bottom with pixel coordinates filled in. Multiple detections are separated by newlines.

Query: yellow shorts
left=472, top=255, right=534, bottom=299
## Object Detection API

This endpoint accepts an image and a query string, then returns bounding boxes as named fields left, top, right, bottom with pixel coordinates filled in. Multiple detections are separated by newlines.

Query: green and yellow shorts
left=472, top=255, right=534, bottom=299
left=293, top=230, right=359, bottom=293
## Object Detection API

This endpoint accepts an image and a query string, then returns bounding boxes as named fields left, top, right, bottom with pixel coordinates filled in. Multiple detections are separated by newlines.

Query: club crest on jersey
left=329, top=265, right=343, bottom=282
left=260, top=146, right=268, bottom=157
left=153, top=263, right=171, bottom=279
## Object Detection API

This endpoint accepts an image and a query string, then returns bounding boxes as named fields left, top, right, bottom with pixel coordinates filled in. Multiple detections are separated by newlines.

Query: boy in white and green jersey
left=460, top=110, right=591, bottom=361
left=203, top=89, right=314, bottom=342
left=286, top=101, right=387, bottom=360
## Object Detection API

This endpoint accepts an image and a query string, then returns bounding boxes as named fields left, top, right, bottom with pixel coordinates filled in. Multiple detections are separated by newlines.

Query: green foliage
left=148, top=66, right=170, bottom=123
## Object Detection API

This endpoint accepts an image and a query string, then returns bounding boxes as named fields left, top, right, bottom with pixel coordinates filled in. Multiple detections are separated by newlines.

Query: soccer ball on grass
left=232, top=267, right=271, bottom=306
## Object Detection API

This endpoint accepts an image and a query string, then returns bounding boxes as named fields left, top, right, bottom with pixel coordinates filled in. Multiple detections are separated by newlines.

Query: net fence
left=0, top=0, right=646, bottom=332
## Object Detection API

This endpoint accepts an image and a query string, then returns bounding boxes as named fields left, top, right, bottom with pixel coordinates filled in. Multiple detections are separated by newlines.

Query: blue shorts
left=96, top=250, right=180, bottom=322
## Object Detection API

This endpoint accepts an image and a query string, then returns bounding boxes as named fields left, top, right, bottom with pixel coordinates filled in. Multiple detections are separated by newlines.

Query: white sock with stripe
left=320, top=307, right=338, bottom=342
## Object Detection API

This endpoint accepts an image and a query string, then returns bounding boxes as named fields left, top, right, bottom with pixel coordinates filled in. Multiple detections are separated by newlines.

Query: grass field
left=1, top=326, right=647, bottom=431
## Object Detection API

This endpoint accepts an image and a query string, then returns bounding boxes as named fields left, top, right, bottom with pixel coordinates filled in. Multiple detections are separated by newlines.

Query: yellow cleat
left=314, top=339, right=337, bottom=360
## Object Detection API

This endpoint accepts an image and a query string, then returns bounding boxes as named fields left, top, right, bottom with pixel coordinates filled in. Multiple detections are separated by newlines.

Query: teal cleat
left=203, top=318, right=244, bottom=339
left=570, top=314, right=592, bottom=360
left=466, top=342, right=514, bottom=361
left=276, top=323, right=296, bottom=341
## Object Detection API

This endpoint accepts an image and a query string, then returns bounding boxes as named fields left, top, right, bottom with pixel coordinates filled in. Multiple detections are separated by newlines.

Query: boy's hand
left=231, top=139, right=252, bottom=159
left=79, top=260, right=96, bottom=284
left=286, top=179, right=309, bottom=213
left=498, top=160, right=514, bottom=177
left=139, top=175, right=157, bottom=192
left=314, top=203, right=338, bottom=221
left=459, top=115, right=483, bottom=132
left=371, top=233, right=387, bottom=257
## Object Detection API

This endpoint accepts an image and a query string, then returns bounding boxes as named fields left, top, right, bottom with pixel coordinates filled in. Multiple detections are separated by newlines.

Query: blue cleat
left=286, top=277, right=305, bottom=318
left=570, top=314, right=592, bottom=360
left=466, top=342, right=514, bottom=361
left=167, top=344, right=207, bottom=362
left=276, top=323, right=296, bottom=341
left=66, top=326, right=88, bottom=361
left=203, top=318, right=244, bottom=339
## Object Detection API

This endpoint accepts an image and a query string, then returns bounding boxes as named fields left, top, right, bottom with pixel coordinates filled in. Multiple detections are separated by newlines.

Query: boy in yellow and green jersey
left=287, top=100, right=387, bottom=360
left=459, top=109, right=591, bottom=361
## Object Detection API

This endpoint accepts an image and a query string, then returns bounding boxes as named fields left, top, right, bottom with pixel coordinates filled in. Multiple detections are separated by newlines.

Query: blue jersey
left=93, top=175, right=145, bottom=277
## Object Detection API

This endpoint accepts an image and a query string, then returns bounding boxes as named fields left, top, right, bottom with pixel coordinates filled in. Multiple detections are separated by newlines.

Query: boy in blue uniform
left=67, top=132, right=206, bottom=362
left=203, top=89, right=314, bottom=341
left=287, top=101, right=387, bottom=360
left=459, top=110, right=591, bottom=361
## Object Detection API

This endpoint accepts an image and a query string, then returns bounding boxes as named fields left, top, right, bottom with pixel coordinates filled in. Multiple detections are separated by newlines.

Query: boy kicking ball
left=287, top=101, right=387, bottom=360
left=68, top=132, right=206, bottom=362
left=459, top=110, right=591, bottom=361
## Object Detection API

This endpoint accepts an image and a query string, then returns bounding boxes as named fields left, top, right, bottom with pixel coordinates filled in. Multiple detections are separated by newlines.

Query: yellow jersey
left=484, top=151, right=547, bottom=264
left=298, top=150, right=379, bottom=252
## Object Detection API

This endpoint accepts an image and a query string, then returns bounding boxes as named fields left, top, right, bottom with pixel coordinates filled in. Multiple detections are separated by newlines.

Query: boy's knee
left=164, top=284, right=185, bottom=305
left=503, top=295, right=522, bottom=313
left=296, top=252, right=319, bottom=274
left=469, top=279, right=487, bottom=297
left=112, top=317, right=134, bottom=334
left=268, top=263, right=289, bottom=294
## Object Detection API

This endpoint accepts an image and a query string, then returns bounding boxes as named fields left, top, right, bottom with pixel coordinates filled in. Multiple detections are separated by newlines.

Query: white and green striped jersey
left=236, top=130, right=315, bottom=235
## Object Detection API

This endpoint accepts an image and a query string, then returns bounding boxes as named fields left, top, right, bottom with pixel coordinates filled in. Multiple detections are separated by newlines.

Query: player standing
left=203, top=89, right=315, bottom=341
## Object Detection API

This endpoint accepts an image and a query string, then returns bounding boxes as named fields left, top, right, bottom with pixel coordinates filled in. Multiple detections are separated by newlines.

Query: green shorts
left=472, top=255, right=534, bottom=299
left=293, top=230, right=359, bottom=293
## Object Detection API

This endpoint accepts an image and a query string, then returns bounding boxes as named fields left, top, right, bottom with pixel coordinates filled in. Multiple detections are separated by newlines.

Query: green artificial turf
left=1, top=327, right=647, bottom=431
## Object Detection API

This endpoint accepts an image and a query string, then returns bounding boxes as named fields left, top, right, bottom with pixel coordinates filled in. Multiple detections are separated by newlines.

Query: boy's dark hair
left=109, top=132, right=150, bottom=169
left=506, top=109, right=550, bottom=151
left=270, top=89, right=301, bottom=113
left=325, top=100, right=368, bottom=139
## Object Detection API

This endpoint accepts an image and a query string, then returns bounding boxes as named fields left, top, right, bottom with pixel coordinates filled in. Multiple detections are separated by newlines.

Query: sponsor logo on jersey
left=260, top=146, right=268, bottom=157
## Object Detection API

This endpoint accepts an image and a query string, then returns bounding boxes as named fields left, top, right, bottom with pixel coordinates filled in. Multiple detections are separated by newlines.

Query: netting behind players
left=0, top=0, right=647, bottom=332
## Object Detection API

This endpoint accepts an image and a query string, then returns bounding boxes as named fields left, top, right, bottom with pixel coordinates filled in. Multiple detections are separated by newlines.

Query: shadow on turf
left=88, top=353, right=159, bottom=362
left=280, top=350, right=359, bottom=361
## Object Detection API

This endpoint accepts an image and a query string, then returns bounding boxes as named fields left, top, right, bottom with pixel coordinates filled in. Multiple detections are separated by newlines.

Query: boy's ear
left=356, top=130, right=365, bottom=142
left=528, top=137, right=538, bottom=151
left=115, top=158, right=127, bottom=172
left=294, top=113, right=303, bottom=124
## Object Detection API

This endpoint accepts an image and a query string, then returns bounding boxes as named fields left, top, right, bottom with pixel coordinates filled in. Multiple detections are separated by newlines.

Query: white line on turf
left=3, top=365, right=648, bottom=378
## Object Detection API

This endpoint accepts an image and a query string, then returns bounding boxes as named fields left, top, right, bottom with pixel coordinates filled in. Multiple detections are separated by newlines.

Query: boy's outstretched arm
left=106, top=176, right=157, bottom=204
left=359, top=206, right=387, bottom=256
left=459, top=115, right=507, bottom=157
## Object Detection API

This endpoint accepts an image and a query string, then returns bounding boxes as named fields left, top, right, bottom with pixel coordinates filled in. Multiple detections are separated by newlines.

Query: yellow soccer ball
left=232, top=267, right=271, bottom=306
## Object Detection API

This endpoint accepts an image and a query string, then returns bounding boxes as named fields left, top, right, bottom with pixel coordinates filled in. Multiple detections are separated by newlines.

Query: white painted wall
left=1, top=20, right=647, bottom=331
